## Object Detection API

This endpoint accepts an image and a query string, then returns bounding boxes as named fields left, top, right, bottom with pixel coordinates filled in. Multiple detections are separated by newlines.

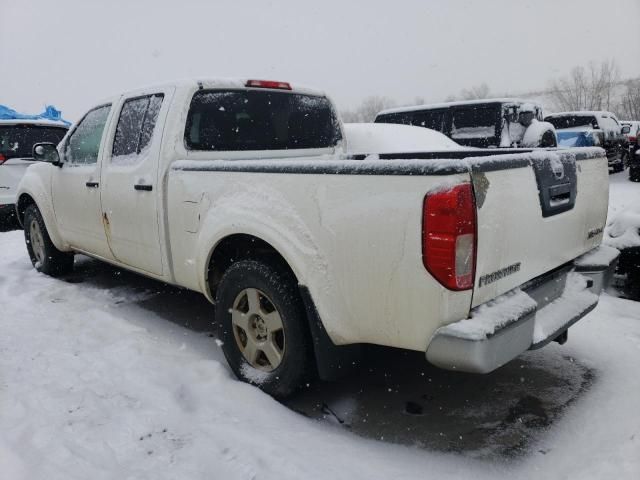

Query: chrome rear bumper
left=426, top=246, right=619, bottom=374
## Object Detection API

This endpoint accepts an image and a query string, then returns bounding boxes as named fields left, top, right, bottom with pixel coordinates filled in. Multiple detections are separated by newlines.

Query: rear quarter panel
left=167, top=163, right=473, bottom=351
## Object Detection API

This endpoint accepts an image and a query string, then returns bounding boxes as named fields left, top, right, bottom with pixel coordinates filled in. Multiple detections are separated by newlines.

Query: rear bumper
left=426, top=245, right=619, bottom=373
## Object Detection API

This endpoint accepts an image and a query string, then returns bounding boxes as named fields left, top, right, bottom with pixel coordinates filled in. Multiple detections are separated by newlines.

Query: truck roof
left=107, top=78, right=328, bottom=101
left=378, top=98, right=541, bottom=116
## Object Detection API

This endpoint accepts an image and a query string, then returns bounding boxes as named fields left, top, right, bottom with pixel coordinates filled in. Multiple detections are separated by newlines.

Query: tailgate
left=468, top=147, right=608, bottom=307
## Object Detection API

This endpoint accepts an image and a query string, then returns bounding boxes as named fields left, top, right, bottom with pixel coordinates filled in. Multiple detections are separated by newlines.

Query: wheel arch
left=16, top=193, right=36, bottom=227
left=203, top=232, right=361, bottom=381
left=16, top=191, right=68, bottom=252
left=205, top=233, right=299, bottom=300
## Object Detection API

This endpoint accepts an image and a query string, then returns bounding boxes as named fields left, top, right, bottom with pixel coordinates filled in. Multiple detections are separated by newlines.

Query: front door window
left=64, top=105, right=111, bottom=165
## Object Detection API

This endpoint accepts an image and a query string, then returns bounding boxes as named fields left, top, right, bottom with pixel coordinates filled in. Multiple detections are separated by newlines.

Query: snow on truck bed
left=343, top=123, right=464, bottom=154
left=1, top=174, right=640, bottom=480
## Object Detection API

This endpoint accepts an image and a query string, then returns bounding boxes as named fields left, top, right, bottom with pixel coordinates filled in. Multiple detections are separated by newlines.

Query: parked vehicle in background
left=16, top=78, right=616, bottom=398
left=545, top=111, right=629, bottom=172
left=620, top=120, right=640, bottom=145
left=375, top=98, right=557, bottom=148
left=606, top=205, right=640, bottom=298
left=629, top=135, right=640, bottom=182
left=0, top=119, right=69, bottom=224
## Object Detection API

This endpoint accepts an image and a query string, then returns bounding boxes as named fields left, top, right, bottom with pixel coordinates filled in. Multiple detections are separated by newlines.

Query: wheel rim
left=29, top=219, right=45, bottom=264
left=231, top=287, right=285, bottom=372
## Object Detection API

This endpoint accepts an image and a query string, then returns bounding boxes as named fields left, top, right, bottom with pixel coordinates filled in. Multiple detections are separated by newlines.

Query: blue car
left=556, top=129, right=603, bottom=148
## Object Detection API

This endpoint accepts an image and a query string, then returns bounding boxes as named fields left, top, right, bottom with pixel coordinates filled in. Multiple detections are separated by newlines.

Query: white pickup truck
left=17, top=78, right=617, bottom=397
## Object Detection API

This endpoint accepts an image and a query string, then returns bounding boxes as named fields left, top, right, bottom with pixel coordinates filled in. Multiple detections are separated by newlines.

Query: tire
left=23, top=204, right=74, bottom=276
left=611, top=161, right=624, bottom=173
left=625, top=270, right=640, bottom=300
left=215, top=259, right=312, bottom=398
left=539, top=129, right=557, bottom=148
left=630, top=166, right=640, bottom=182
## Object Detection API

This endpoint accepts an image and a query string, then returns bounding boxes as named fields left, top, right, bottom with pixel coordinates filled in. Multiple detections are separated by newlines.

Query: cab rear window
left=185, top=90, right=342, bottom=151
left=546, top=115, right=599, bottom=130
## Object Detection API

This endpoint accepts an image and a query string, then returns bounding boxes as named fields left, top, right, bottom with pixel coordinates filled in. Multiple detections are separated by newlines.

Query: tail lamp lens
left=422, top=183, right=477, bottom=290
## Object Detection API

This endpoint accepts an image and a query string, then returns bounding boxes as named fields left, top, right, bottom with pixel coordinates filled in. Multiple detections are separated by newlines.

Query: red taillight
left=0, top=154, right=6, bottom=165
left=422, top=183, right=477, bottom=290
left=245, top=79, right=292, bottom=90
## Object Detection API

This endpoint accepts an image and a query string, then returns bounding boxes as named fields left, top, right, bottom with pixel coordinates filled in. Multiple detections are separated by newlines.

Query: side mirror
left=621, top=125, right=631, bottom=134
left=33, top=142, right=61, bottom=165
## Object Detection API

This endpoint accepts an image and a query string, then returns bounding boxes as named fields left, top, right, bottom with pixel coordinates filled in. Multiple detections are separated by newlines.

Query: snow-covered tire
left=23, top=205, right=74, bottom=276
left=215, top=259, right=312, bottom=398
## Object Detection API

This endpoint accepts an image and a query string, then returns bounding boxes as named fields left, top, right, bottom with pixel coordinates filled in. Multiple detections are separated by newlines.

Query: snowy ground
left=1, top=172, right=639, bottom=479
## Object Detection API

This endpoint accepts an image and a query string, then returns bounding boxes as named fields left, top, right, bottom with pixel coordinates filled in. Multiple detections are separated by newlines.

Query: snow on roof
left=0, top=118, right=69, bottom=127
left=0, top=118, right=69, bottom=128
left=378, top=98, right=541, bottom=116
left=116, top=77, right=326, bottom=99
left=545, top=111, right=614, bottom=118
left=343, top=123, right=464, bottom=154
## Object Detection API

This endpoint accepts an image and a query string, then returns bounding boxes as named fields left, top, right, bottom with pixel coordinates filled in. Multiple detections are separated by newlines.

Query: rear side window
left=410, top=110, right=446, bottom=132
left=185, top=90, right=342, bottom=151
left=376, top=110, right=446, bottom=133
left=0, top=125, right=67, bottom=159
left=112, top=94, right=164, bottom=162
left=450, top=107, right=499, bottom=140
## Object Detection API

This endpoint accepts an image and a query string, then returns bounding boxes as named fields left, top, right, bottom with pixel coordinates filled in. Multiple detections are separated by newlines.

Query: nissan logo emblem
left=550, top=157, right=565, bottom=179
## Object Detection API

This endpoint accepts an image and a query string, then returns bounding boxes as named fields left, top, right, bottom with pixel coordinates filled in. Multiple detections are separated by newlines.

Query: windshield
left=546, top=115, right=599, bottom=130
left=185, top=90, right=342, bottom=151
left=0, top=124, right=68, bottom=159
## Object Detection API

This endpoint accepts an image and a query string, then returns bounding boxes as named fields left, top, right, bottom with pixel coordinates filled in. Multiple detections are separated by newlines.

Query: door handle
left=85, top=182, right=99, bottom=188
left=134, top=184, right=153, bottom=191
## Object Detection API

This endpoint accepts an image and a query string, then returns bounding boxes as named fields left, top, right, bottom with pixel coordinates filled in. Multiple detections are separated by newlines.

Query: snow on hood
left=344, top=123, right=464, bottom=154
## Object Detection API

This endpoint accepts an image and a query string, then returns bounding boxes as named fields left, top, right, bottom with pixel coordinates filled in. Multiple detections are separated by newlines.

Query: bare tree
left=341, top=96, right=397, bottom=123
left=549, top=59, right=620, bottom=111
left=443, top=83, right=490, bottom=102
left=619, top=79, right=640, bottom=120
left=460, top=83, right=491, bottom=100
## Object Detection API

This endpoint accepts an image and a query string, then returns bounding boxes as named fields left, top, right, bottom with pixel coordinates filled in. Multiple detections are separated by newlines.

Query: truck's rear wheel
left=23, top=205, right=74, bottom=276
left=215, top=259, right=312, bottom=398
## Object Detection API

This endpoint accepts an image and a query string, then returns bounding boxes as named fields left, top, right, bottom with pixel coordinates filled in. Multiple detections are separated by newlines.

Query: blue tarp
left=0, top=104, right=71, bottom=126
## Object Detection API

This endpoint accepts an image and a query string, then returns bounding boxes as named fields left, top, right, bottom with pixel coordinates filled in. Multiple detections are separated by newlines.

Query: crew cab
left=16, top=78, right=617, bottom=398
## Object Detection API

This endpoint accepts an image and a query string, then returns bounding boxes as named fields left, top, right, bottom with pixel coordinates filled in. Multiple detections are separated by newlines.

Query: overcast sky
left=2, top=0, right=639, bottom=122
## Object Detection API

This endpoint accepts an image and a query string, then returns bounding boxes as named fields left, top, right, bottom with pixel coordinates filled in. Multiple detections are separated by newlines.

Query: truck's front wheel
left=23, top=204, right=74, bottom=276
left=215, top=259, right=312, bottom=398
